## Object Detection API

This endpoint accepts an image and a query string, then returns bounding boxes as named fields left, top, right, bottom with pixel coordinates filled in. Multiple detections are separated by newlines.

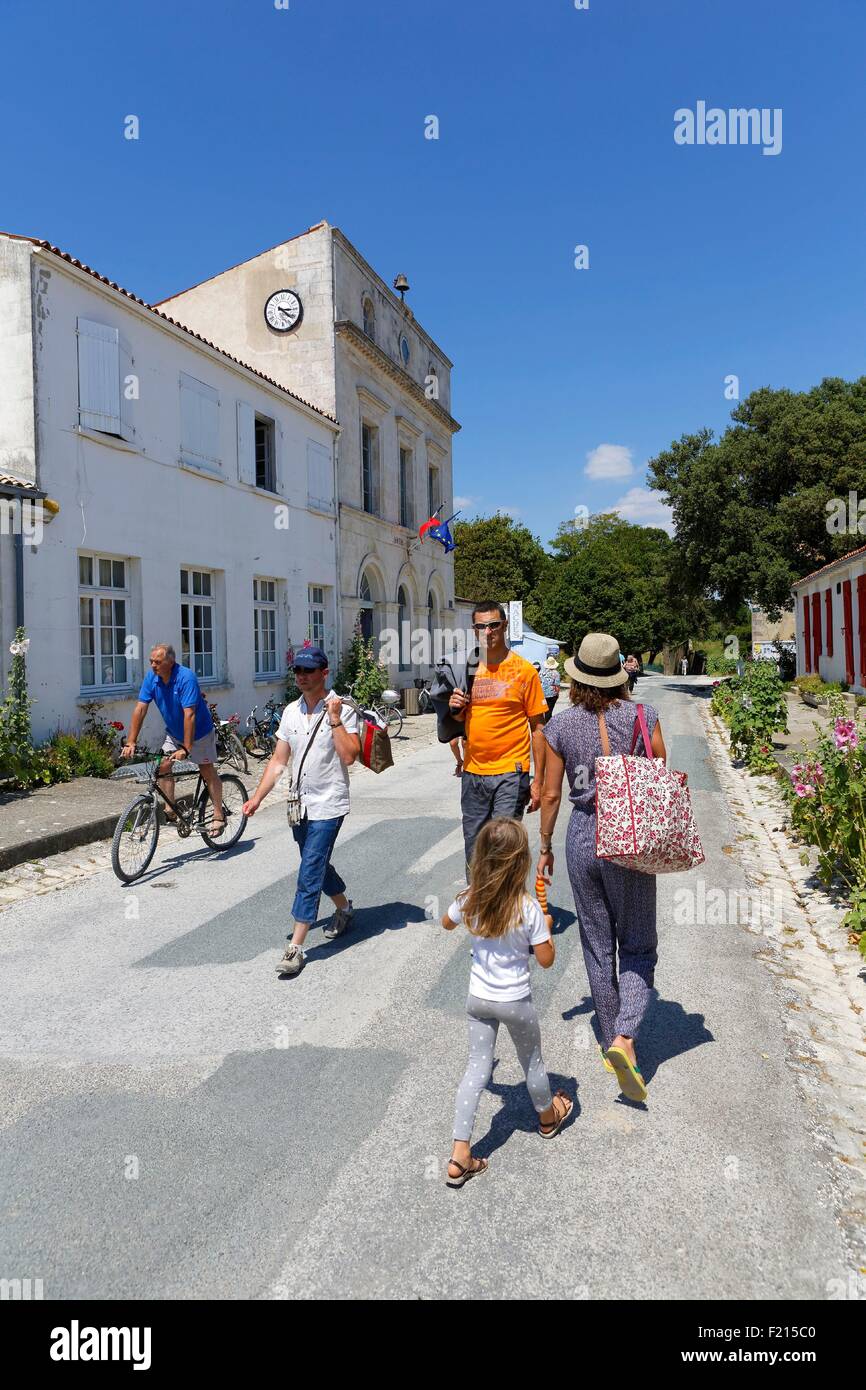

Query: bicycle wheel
left=243, top=731, right=269, bottom=760
left=418, top=689, right=432, bottom=714
left=111, top=794, right=159, bottom=883
left=198, top=773, right=249, bottom=850
left=385, top=706, right=403, bottom=737
left=221, top=728, right=249, bottom=774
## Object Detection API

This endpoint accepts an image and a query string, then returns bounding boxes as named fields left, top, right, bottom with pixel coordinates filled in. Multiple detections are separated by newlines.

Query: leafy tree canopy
left=647, top=377, right=866, bottom=619
left=525, top=514, right=696, bottom=657
left=453, top=513, right=550, bottom=604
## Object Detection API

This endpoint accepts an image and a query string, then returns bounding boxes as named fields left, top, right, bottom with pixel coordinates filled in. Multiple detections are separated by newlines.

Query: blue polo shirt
left=138, top=663, right=213, bottom=743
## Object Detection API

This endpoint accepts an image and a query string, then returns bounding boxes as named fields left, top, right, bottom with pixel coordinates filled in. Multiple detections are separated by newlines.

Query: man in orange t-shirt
left=448, top=601, right=549, bottom=869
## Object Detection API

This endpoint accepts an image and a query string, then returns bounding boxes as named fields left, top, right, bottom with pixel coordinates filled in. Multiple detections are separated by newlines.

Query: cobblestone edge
left=701, top=701, right=866, bottom=1277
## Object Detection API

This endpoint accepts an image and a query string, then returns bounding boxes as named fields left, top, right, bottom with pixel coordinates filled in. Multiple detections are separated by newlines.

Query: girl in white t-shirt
left=441, top=818, right=573, bottom=1188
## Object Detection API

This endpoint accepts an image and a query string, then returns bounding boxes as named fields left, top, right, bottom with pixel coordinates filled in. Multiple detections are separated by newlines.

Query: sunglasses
left=473, top=620, right=504, bottom=632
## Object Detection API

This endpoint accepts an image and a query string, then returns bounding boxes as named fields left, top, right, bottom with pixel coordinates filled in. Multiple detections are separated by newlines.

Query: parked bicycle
left=346, top=682, right=403, bottom=737
left=208, top=703, right=249, bottom=774
left=416, top=678, right=434, bottom=714
left=243, top=698, right=281, bottom=759
left=111, top=753, right=248, bottom=883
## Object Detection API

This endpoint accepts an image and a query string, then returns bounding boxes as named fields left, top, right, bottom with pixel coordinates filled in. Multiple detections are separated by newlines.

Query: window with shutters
left=307, top=439, right=334, bottom=512
left=255, top=416, right=276, bottom=491
left=399, top=447, right=414, bottom=529
left=78, top=553, right=131, bottom=689
left=180, top=373, right=220, bottom=473
left=253, top=577, right=278, bottom=675
left=76, top=318, right=134, bottom=441
left=180, top=567, right=216, bottom=678
left=362, top=422, right=379, bottom=515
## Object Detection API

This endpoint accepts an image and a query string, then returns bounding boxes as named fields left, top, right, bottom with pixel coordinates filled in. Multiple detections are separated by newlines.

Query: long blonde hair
left=460, top=818, right=531, bottom=939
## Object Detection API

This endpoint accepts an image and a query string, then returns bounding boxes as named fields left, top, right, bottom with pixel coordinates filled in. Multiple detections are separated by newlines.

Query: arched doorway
left=397, top=585, right=411, bottom=671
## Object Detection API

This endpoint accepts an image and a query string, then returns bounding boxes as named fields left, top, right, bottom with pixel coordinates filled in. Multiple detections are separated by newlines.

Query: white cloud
left=610, top=486, right=674, bottom=534
left=495, top=506, right=521, bottom=518
left=585, top=444, right=634, bottom=480
left=453, top=496, right=477, bottom=510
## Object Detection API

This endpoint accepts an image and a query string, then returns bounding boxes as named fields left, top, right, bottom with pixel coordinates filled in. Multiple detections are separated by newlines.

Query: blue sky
left=3, top=0, right=865, bottom=548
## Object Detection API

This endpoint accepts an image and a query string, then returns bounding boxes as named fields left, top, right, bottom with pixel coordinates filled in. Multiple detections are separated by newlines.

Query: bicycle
left=110, top=752, right=248, bottom=883
left=416, top=679, right=434, bottom=714
left=346, top=682, right=404, bottom=737
left=243, top=698, right=281, bottom=759
left=209, top=703, right=249, bottom=774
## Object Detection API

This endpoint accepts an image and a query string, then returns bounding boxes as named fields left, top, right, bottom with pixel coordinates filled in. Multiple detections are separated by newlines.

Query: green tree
left=525, top=514, right=692, bottom=657
left=453, top=514, right=550, bottom=603
left=648, top=378, right=866, bottom=619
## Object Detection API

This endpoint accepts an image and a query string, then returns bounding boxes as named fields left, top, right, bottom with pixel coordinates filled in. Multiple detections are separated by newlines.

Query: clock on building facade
left=264, top=289, right=303, bottom=333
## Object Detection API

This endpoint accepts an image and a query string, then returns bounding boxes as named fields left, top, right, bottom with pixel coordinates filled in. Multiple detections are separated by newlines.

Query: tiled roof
left=0, top=473, right=42, bottom=492
left=0, top=233, right=338, bottom=426
left=794, top=542, right=866, bottom=586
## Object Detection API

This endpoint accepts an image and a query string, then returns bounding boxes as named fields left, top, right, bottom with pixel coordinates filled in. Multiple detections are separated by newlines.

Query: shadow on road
left=561, top=992, right=713, bottom=1085
left=301, top=900, right=428, bottom=966
left=470, top=1061, right=580, bottom=1164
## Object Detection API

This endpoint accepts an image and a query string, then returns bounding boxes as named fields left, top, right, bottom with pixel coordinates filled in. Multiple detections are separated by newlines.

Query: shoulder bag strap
left=597, top=710, right=611, bottom=756
left=291, top=708, right=328, bottom=790
left=629, top=703, right=654, bottom=758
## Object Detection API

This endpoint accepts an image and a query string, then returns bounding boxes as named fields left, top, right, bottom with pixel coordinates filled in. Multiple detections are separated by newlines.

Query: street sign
left=508, top=600, right=523, bottom=643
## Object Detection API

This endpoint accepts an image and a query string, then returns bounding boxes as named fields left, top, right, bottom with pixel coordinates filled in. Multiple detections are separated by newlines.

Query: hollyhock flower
left=9, top=638, right=30, bottom=656
left=793, top=782, right=815, bottom=797
left=834, top=718, right=858, bottom=750
left=110, top=721, right=125, bottom=730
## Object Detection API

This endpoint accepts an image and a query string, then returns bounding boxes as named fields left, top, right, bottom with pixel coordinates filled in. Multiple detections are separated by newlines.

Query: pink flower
left=834, top=718, right=858, bottom=750
left=793, top=782, right=815, bottom=798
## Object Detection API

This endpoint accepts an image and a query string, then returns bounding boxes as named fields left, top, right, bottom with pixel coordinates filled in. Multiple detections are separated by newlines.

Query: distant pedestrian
left=624, top=654, right=640, bottom=693
left=242, top=646, right=361, bottom=979
left=541, top=656, right=561, bottom=721
left=441, top=818, right=572, bottom=1188
left=538, top=632, right=667, bottom=1103
left=450, top=734, right=465, bottom=777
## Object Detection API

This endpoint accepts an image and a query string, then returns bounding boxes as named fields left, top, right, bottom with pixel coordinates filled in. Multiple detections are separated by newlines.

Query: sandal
left=209, top=819, right=226, bottom=839
left=599, top=1045, right=615, bottom=1075
left=446, top=1156, right=488, bottom=1189
left=605, top=1045, right=647, bottom=1103
left=538, top=1090, right=573, bottom=1138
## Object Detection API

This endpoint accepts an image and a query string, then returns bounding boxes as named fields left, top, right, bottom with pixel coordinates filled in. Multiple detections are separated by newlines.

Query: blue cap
left=292, top=646, right=328, bottom=670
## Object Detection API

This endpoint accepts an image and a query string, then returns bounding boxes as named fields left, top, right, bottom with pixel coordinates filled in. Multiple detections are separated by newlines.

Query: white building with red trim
left=792, top=542, right=866, bottom=692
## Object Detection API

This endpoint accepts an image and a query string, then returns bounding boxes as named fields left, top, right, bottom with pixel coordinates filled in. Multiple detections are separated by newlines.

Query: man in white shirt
left=242, top=646, right=361, bottom=978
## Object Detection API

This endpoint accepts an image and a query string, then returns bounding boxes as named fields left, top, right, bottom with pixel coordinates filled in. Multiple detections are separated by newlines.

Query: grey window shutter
left=119, top=335, right=135, bottom=440
left=180, top=372, right=220, bottom=469
left=77, top=318, right=121, bottom=434
left=237, top=401, right=256, bottom=484
left=306, top=439, right=333, bottom=511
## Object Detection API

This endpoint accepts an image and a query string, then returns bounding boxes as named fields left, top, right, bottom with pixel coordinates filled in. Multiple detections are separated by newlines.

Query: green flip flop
left=605, top=1045, right=647, bottom=1103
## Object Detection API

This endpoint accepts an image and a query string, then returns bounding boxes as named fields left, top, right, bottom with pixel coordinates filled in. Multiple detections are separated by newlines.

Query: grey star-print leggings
left=454, top=993, right=552, bottom=1141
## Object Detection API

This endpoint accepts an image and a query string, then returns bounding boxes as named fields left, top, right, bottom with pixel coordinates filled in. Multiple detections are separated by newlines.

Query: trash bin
left=403, top=687, right=420, bottom=716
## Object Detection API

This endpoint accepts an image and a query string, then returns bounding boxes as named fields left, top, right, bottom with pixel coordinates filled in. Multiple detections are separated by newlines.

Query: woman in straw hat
left=536, top=632, right=666, bottom=1102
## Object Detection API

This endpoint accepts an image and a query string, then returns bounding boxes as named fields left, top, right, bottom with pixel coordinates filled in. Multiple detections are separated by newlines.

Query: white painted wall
left=793, top=552, right=866, bottom=693
left=2, top=238, right=340, bottom=743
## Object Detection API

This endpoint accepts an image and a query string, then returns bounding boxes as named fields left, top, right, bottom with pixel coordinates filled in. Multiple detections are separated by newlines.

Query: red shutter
left=811, top=592, right=822, bottom=669
left=842, top=579, right=855, bottom=685
left=802, top=594, right=812, bottom=673
left=825, top=588, right=833, bottom=658
left=858, top=574, right=866, bottom=687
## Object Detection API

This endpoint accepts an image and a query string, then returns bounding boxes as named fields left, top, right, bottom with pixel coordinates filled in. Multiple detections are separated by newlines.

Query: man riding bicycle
left=121, top=643, right=225, bottom=836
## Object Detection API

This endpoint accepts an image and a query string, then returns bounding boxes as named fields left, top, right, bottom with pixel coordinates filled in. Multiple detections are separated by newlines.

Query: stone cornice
left=331, top=228, right=454, bottom=368
left=335, top=320, right=461, bottom=435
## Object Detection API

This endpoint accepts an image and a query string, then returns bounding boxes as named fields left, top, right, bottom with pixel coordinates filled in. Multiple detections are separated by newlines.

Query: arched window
left=359, top=571, right=373, bottom=642
left=398, top=585, right=411, bottom=670
left=362, top=296, right=375, bottom=340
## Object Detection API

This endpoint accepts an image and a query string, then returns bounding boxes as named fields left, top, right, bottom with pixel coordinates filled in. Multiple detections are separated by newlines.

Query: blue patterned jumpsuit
left=543, top=699, right=659, bottom=1049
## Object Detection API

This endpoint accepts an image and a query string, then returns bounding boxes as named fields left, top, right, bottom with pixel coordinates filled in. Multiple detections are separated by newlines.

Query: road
left=0, top=677, right=853, bottom=1299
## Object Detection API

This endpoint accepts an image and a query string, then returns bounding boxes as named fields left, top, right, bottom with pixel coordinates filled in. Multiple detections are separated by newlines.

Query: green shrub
left=43, top=731, right=115, bottom=780
left=333, top=616, right=388, bottom=706
left=706, top=654, right=739, bottom=675
left=793, top=675, right=842, bottom=699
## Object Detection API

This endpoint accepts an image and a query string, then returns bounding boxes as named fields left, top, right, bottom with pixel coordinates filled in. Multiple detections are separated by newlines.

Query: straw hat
left=544, top=655, right=560, bottom=670
left=563, top=632, right=628, bottom=689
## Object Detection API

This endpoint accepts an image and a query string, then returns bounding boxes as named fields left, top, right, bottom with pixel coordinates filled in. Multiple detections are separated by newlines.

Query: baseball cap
left=292, top=646, right=328, bottom=670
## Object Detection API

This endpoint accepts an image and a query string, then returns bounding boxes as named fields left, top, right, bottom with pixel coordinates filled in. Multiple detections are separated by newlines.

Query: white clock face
left=264, top=289, right=303, bottom=333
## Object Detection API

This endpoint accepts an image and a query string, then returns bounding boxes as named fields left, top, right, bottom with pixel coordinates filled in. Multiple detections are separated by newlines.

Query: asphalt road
left=0, top=677, right=851, bottom=1299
